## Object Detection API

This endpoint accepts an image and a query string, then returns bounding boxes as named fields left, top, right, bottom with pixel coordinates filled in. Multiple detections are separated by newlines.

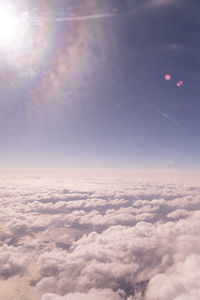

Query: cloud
left=0, top=170, right=200, bottom=298
left=146, top=254, right=200, bottom=300
left=41, top=288, right=125, bottom=300
left=0, top=244, right=27, bottom=278
left=35, top=211, right=200, bottom=296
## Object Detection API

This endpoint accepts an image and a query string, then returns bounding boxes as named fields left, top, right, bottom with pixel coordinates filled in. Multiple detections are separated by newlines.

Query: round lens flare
left=165, top=74, right=171, bottom=80
left=0, top=5, right=26, bottom=47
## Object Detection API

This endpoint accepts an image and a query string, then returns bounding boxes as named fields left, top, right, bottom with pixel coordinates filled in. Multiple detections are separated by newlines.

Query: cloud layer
left=0, top=170, right=200, bottom=299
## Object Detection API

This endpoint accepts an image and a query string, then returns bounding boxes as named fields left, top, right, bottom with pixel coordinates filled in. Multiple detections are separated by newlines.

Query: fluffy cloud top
left=0, top=170, right=199, bottom=299
left=42, top=288, right=125, bottom=300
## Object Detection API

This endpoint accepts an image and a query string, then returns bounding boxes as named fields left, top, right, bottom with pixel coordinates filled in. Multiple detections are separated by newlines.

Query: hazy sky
left=0, top=0, right=200, bottom=169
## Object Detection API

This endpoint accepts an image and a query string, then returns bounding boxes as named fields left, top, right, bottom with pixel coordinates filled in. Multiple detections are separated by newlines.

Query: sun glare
left=0, top=5, right=24, bottom=47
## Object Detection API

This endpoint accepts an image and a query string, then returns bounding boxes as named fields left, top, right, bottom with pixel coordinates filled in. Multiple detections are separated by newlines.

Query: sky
left=1, top=2, right=200, bottom=298
left=0, top=0, right=200, bottom=169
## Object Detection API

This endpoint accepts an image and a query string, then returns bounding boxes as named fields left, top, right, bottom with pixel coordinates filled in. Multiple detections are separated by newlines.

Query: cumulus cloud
left=0, top=170, right=200, bottom=299
left=0, top=244, right=27, bottom=278
left=146, top=254, right=200, bottom=300
left=34, top=211, right=200, bottom=297
left=42, top=288, right=125, bottom=300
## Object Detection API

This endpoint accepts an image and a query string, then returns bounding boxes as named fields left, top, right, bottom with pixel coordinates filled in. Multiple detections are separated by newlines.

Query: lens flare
left=165, top=74, right=171, bottom=80
left=0, top=4, right=26, bottom=47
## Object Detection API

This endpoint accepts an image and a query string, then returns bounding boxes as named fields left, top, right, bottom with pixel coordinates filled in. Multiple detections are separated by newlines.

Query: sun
left=0, top=4, right=25, bottom=47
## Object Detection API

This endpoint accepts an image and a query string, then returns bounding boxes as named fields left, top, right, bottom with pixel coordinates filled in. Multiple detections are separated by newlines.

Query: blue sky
left=0, top=0, right=200, bottom=169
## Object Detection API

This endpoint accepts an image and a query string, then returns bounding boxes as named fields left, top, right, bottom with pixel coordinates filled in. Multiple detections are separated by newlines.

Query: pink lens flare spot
left=165, top=74, right=171, bottom=80
left=177, top=80, right=183, bottom=87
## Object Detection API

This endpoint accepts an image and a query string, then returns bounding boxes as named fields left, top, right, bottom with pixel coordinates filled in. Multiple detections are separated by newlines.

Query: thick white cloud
left=0, top=170, right=199, bottom=299
left=146, top=254, right=200, bottom=300
left=42, top=288, right=125, bottom=300
left=0, top=244, right=27, bottom=278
